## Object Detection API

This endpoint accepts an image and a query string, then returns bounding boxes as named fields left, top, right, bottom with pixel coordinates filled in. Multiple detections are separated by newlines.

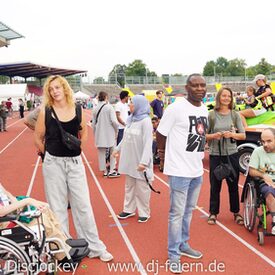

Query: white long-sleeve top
left=116, top=117, right=154, bottom=181
left=92, top=102, right=119, bottom=148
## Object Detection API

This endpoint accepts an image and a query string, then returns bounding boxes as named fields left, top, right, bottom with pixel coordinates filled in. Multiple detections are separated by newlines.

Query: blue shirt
left=150, top=99, right=164, bottom=118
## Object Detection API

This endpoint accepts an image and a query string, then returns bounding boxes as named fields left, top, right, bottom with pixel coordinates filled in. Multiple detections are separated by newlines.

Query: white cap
left=253, top=74, right=266, bottom=83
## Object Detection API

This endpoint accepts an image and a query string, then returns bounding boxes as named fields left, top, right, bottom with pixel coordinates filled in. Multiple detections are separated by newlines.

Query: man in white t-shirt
left=156, top=74, right=208, bottom=273
left=115, top=91, right=129, bottom=145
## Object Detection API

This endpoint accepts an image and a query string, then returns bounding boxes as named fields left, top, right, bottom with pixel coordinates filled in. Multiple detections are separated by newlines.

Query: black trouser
left=117, top=129, right=124, bottom=145
left=209, top=152, right=240, bottom=215
left=19, top=106, right=24, bottom=118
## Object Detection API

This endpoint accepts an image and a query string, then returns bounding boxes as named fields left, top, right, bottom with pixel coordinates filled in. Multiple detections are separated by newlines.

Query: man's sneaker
left=99, top=251, right=113, bottom=262
left=180, top=247, right=203, bottom=259
left=138, top=216, right=150, bottom=223
left=117, top=212, right=135, bottom=219
left=168, top=259, right=182, bottom=274
left=103, top=170, right=109, bottom=177
left=271, top=223, right=275, bottom=235
left=108, top=171, right=120, bottom=178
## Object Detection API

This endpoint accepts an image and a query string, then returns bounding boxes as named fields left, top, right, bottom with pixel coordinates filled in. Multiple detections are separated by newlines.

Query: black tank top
left=45, top=108, right=81, bottom=157
left=255, top=84, right=270, bottom=109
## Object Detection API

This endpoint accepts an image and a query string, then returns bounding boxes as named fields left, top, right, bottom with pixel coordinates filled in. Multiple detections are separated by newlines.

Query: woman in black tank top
left=34, top=75, right=113, bottom=262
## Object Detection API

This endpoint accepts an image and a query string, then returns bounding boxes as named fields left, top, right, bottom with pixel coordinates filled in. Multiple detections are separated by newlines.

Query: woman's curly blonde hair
left=42, top=75, right=75, bottom=108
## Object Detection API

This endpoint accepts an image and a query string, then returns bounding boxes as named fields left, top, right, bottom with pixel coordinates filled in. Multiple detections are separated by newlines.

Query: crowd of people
left=0, top=73, right=274, bottom=274
left=0, top=97, right=26, bottom=132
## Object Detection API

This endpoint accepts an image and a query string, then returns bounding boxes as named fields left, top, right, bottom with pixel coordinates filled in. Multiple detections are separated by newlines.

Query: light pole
left=114, top=67, right=117, bottom=84
left=213, top=65, right=216, bottom=82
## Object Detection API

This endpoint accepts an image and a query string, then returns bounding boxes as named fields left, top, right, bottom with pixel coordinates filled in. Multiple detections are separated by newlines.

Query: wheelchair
left=0, top=209, right=73, bottom=275
left=242, top=176, right=274, bottom=245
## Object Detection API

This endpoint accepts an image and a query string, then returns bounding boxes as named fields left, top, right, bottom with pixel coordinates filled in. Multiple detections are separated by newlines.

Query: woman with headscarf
left=113, top=95, right=153, bottom=223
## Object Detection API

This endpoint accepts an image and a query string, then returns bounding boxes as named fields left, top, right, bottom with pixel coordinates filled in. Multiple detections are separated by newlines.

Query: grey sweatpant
left=97, top=146, right=116, bottom=172
left=123, top=175, right=151, bottom=218
left=42, top=152, right=106, bottom=257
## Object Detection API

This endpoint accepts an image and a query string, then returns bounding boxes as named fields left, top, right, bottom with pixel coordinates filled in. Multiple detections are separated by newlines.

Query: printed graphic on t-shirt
left=186, top=116, right=208, bottom=152
left=259, top=163, right=275, bottom=177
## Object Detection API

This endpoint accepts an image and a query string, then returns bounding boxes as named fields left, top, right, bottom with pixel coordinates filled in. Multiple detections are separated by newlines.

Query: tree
left=109, top=64, right=127, bottom=87
left=0, top=75, right=9, bottom=84
left=245, top=67, right=256, bottom=78
left=226, top=58, right=246, bottom=76
left=203, top=60, right=216, bottom=76
left=147, top=71, right=157, bottom=77
left=125, top=59, right=147, bottom=76
left=93, top=77, right=105, bottom=84
left=253, top=58, right=273, bottom=75
left=215, top=57, right=229, bottom=76
left=203, top=57, right=248, bottom=77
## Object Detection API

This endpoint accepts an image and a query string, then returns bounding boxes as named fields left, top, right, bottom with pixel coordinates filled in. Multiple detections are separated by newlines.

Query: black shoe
left=138, top=216, right=150, bottom=223
left=117, top=212, right=135, bottom=219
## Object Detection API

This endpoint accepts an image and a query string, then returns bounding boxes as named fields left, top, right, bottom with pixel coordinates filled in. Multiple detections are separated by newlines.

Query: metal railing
left=83, top=75, right=275, bottom=85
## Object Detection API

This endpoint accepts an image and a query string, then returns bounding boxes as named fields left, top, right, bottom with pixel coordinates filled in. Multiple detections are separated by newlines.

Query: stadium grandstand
left=0, top=61, right=88, bottom=93
left=81, top=75, right=265, bottom=98
left=82, top=84, right=121, bottom=97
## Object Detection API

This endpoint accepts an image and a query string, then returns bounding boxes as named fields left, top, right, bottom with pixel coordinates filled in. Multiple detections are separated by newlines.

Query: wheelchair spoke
left=244, top=183, right=257, bottom=232
left=0, top=237, right=31, bottom=275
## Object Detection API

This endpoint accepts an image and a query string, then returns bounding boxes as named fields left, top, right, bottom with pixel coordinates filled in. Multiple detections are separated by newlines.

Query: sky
left=1, top=0, right=275, bottom=81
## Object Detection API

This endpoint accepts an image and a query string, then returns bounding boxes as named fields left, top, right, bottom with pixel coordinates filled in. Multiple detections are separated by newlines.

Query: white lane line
left=154, top=174, right=169, bottom=187
left=154, top=173, right=275, bottom=268
left=82, top=152, right=147, bottom=275
left=7, top=118, right=23, bottom=128
left=198, top=207, right=275, bottom=268
left=0, top=127, right=28, bottom=155
left=26, top=156, right=41, bottom=196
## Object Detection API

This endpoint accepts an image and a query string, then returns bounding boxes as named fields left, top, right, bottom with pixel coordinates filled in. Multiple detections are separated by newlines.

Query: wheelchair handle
left=20, top=209, right=41, bottom=218
left=0, top=214, right=18, bottom=223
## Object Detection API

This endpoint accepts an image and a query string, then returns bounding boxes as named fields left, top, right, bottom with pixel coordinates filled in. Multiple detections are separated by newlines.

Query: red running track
left=0, top=110, right=274, bottom=275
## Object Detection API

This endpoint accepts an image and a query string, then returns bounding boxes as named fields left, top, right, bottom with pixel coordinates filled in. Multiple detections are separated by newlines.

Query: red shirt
left=6, top=101, right=12, bottom=110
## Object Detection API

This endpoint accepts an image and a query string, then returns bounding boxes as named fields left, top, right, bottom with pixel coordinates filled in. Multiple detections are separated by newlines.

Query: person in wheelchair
left=0, top=183, right=89, bottom=262
left=249, top=128, right=275, bottom=235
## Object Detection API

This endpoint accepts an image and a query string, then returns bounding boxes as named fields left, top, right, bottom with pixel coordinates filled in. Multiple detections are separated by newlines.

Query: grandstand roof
left=0, top=62, right=87, bottom=79
left=0, top=21, right=24, bottom=47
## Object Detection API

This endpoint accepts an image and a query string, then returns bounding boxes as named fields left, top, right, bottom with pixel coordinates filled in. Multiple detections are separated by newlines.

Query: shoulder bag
left=213, top=138, right=237, bottom=182
left=95, top=103, right=107, bottom=124
left=51, top=107, right=81, bottom=151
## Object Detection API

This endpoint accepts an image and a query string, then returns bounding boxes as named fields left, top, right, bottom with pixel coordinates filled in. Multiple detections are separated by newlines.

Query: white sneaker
left=271, top=224, right=275, bottom=235
left=108, top=171, right=120, bottom=178
left=103, top=170, right=109, bottom=177
left=99, top=251, right=113, bottom=262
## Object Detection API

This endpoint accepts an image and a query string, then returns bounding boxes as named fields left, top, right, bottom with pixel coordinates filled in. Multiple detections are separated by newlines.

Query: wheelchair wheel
left=243, top=182, right=257, bottom=232
left=258, top=231, right=264, bottom=246
left=0, top=237, right=31, bottom=274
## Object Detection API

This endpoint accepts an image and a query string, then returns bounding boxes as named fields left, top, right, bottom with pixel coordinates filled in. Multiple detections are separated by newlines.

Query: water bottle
left=230, top=123, right=236, bottom=143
